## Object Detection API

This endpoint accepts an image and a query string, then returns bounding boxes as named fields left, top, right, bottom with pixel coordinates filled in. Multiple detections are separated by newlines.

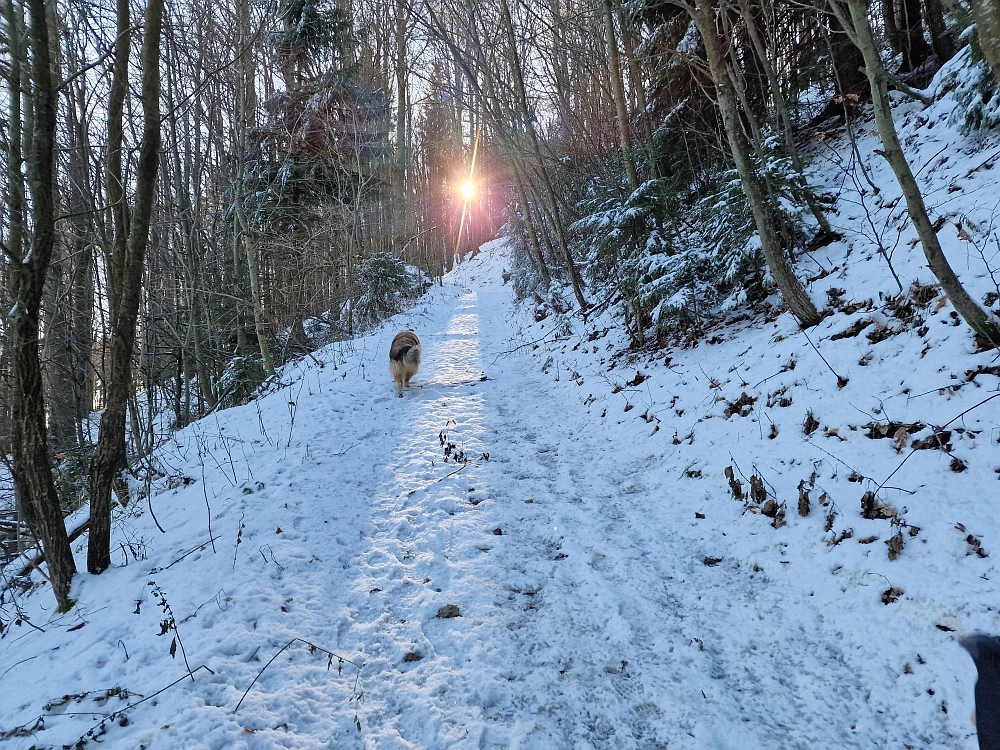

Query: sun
left=460, top=180, right=475, bottom=201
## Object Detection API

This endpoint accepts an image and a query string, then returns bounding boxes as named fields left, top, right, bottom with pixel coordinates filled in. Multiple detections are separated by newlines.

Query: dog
left=389, top=330, right=421, bottom=397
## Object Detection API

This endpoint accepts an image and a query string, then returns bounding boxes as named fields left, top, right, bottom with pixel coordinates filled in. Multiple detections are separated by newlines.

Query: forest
left=2, top=0, right=1000, bottom=642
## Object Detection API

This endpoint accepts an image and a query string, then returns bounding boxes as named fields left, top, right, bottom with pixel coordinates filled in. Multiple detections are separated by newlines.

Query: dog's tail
left=390, top=331, right=421, bottom=366
left=402, top=342, right=421, bottom=366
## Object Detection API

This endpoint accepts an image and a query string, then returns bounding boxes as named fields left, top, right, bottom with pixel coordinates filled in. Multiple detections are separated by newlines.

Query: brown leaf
left=893, top=426, right=909, bottom=453
left=803, top=411, right=820, bottom=435
left=886, top=532, right=904, bottom=560
left=797, top=481, right=810, bottom=517
left=626, top=371, right=647, bottom=387
left=881, top=587, right=904, bottom=604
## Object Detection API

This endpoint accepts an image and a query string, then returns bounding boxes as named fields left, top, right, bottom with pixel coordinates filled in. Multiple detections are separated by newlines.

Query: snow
left=3, top=61, right=1000, bottom=750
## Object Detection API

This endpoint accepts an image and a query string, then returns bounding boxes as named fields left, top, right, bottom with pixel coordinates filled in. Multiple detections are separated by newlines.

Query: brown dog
left=389, top=330, right=422, bottom=397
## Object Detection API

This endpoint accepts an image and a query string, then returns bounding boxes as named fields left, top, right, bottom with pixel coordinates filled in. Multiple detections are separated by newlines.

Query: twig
left=233, top=638, right=362, bottom=714
left=0, top=655, right=37, bottom=682
left=801, top=329, right=848, bottom=386
left=442, top=464, right=468, bottom=480
left=492, top=328, right=559, bottom=362
left=162, top=536, right=221, bottom=571
left=876, top=392, right=1000, bottom=493
left=198, top=446, right=217, bottom=554
left=233, top=512, right=246, bottom=570
left=70, top=666, right=215, bottom=746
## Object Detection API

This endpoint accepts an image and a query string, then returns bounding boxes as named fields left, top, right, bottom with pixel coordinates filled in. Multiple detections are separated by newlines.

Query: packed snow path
left=341, top=254, right=960, bottom=749
left=0, top=243, right=979, bottom=750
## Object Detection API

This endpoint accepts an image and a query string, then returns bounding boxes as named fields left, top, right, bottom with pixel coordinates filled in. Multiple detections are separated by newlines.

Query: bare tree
left=6, top=0, right=76, bottom=607
left=89, top=0, right=166, bottom=574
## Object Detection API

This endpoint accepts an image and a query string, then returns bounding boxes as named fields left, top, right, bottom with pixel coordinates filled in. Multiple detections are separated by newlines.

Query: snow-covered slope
left=3, top=55, right=1000, bottom=749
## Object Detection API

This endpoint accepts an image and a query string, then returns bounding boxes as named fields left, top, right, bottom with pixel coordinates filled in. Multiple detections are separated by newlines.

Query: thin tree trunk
left=89, top=0, right=166, bottom=574
left=882, top=0, right=904, bottom=56
left=924, top=0, right=955, bottom=62
left=235, top=0, right=275, bottom=376
left=689, top=0, right=821, bottom=327
left=897, top=0, right=931, bottom=72
left=603, top=0, right=639, bottom=191
left=163, top=57, right=216, bottom=411
left=511, top=159, right=552, bottom=287
left=496, top=0, right=588, bottom=310
left=9, top=0, right=76, bottom=607
left=736, top=0, right=833, bottom=235
left=3, top=0, right=26, bottom=456
left=837, top=0, right=999, bottom=341
left=971, top=0, right=1000, bottom=86
left=615, top=0, right=657, bottom=177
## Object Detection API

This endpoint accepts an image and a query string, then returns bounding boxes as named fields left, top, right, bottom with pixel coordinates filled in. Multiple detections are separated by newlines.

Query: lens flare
left=460, top=180, right=475, bottom=200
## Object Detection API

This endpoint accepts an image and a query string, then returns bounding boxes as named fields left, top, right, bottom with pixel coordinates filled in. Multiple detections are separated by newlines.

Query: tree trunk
left=690, top=0, right=821, bottom=328
left=882, top=0, right=904, bottom=56
left=44, top=52, right=95, bottom=453
left=897, top=0, right=931, bottom=72
left=511, top=159, right=552, bottom=287
left=235, top=0, right=275, bottom=376
left=615, top=0, right=657, bottom=177
left=839, top=0, right=999, bottom=341
left=971, top=0, right=1000, bottom=86
left=829, top=11, right=869, bottom=98
left=9, top=0, right=77, bottom=607
left=924, top=0, right=955, bottom=62
left=2, top=0, right=27, bottom=452
left=89, top=0, right=166, bottom=574
left=603, top=0, right=639, bottom=191
left=497, top=0, right=589, bottom=310
left=736, top=0, right=833, bottom=234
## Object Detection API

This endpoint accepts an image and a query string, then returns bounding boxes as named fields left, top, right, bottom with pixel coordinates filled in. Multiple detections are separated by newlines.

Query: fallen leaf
left=882, top=587, right=904, bottom=604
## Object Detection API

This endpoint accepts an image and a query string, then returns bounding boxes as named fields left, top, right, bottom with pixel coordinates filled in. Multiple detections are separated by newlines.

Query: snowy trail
left=0, top=243, right=980, bottom=750
left=337, top=249, right=964, bottom=749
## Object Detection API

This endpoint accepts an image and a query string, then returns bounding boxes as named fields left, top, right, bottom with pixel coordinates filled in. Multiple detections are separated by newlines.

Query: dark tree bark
left=897, top=0, right=931, bottom=72
left=829, top=11, right=868, bottom=99
left=89, top=0, right=165, bottom=574
left=43, top=59, right=95, bottom=453
left=8, top=0, right=77, bottom=607
left=924, top=0, right=955, bottom=63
